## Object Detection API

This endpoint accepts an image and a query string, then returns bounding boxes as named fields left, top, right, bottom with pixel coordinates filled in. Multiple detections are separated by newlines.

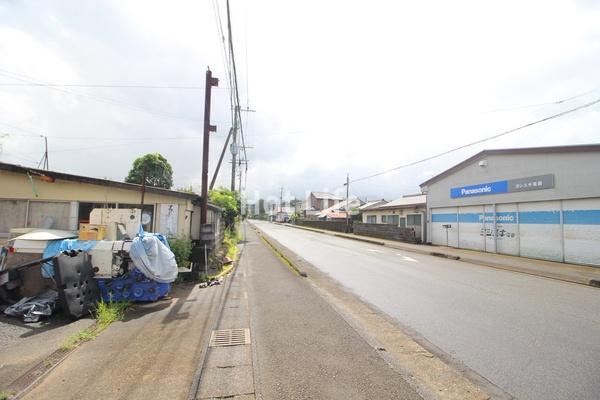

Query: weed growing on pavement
left=0, top=390, right=13, bottom=400
left=96, top=300, right=129, bottom=330
left=60, top=329, right=96, bottom=351
left=59, top=301, right=129, bottom=351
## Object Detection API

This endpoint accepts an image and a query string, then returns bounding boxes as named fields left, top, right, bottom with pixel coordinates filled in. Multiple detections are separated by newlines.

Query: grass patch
left=223, top=225, right=242, bottom=260
left=59, top=301, right=129, bottom=351
left=96, top=300, right=129, bottom=330
left=60, top=328, right=96, bottom=351
left=0, top=390, right=14, bottom=400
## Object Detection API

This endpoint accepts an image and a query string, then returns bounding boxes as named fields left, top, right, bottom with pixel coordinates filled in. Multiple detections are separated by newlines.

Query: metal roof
left=369, top=195, right=426, bottom=210
left=420, top=143, right=600, bottom=188
left=311, top=191, right=343, bottom=200
left=358, top=200, right=388, bottom=210
left=0, top=161, right=217, bottom=208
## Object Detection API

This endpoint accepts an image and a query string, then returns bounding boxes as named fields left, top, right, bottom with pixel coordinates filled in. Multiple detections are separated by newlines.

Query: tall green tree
left=125, top=153, right=173, bottom=189
left=209, top=187, right=239, bottom=228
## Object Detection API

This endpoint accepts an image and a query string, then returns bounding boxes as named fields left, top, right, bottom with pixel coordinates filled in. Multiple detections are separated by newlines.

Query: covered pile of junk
left=0, top=208, right=178, bottom=322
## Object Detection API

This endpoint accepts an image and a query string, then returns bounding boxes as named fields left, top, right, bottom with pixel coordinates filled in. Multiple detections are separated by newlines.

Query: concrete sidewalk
left=284, top=223, right=600, bottom=288
left=240, top=223, right=423, bottom=400
left=21, top=282, right=223, bottom=400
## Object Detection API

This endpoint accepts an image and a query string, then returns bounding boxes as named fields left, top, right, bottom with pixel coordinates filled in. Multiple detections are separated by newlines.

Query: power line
left=350, top=96, right=600, bottom=184
left=485, top=88, right=600, bottom=113
left=0, top=82, right=230, bottom=89
left=0, top=68, right=204, bottom=123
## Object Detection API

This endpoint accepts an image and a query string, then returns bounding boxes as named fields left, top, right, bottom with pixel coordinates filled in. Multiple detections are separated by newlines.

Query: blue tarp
left=42, top=239, right=98, bottom=278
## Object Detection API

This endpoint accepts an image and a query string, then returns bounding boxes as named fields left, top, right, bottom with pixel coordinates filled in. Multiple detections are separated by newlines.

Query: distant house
left=317, top=197, right=365, bottom=221
left=303, top=192, right=343, bottom=219
left=358, top=199, right=388, bottom=213
left=308, top=192, right=342, bottom=211
left=361, top=194, right=427, bottom=242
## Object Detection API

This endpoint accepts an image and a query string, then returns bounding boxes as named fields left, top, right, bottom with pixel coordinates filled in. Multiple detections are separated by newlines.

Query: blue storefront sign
left=451, top=180, right=508, bottom=198
left=450, top=174, right=554, bottom=199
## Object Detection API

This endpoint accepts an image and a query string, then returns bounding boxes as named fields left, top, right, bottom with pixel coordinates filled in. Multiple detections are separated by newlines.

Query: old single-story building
left=360, top=194, right=426, bottom=242
left=419, top=144, right=600, bottom=266
left=0, top=162, right=221, bottom=241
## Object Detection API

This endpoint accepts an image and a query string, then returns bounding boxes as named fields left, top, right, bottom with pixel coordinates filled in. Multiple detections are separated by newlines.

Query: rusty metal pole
left=140, top=165, right=147, bottom=209
left=201, top=68, right=219, bottom=224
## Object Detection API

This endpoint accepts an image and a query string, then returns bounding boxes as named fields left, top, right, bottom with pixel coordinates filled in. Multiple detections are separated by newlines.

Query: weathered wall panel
left=458, top=205, right=484, bottom=251
left=495, top=203, right=519, bottom=256
left=563, top=198, right=600, bottom=266
left=518, top=201, right=562, bottom=262
left=0, top=199, right=27, bottom=236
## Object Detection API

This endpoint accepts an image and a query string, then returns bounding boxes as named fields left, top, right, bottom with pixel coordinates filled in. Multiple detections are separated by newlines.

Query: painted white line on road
left=368, top=249, right=384, bottom=254
left=402, top=256, right=418, bottom=263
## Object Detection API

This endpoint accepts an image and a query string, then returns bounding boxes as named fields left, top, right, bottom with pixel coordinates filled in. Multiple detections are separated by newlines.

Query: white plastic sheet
left=129, top=235, right=178, bottom=283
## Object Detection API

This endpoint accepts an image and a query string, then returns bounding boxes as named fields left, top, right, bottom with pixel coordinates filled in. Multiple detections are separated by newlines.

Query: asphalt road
left=253, top=221, right=600, bottom=400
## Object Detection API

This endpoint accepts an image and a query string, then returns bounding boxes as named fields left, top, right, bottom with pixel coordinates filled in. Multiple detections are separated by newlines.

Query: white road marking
left=368, top=249, right=384, bottom=253
left=402, top=256, right=418, bottom=262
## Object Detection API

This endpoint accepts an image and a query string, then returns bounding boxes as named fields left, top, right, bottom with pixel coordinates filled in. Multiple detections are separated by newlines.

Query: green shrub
left=168, top=237, right=192, bottom=268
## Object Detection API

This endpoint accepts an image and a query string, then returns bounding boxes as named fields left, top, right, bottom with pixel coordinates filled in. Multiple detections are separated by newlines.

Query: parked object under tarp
left=129, top=233, right=178, bottom=283
left=4, top=289, right=58, bottom=323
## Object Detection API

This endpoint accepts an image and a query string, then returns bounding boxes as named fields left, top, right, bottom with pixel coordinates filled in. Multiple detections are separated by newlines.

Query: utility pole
left=210, top=127, right=233, bottom=190
left=140, top=165, right=148, bottom=210
left=201, top=68, right=219, bottom=225
left=280, top=187, right=284, bottom=213
left=344, top=173, right=350, bottom=232
left=230, top=106, right=239, bottom=192
left=38, top=135, right=49, bottom=170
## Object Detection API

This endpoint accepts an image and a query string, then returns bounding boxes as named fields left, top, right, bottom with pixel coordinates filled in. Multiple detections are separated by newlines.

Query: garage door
left=430, top=207, right=458, bottom=247
left=495, top=203, right=518, bottom=256
left=563, top=198, right=600, bottom=266
left=458, top=205, right=485, bottom=251
left=518, top=201, right=562, bottom=262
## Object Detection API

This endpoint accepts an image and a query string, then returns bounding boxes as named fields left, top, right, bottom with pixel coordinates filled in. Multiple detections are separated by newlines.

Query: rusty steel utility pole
left=201, top=68, right=219, bottom=224
left=140, top=165, right=148, bottom=209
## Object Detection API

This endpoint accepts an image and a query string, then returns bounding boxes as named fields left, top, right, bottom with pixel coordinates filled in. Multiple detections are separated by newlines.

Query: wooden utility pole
left=201, top=68, right=219, bottom=224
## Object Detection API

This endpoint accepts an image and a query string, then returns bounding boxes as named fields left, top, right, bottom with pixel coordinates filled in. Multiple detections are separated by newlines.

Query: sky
left=1, top=0, right=599, bottom=206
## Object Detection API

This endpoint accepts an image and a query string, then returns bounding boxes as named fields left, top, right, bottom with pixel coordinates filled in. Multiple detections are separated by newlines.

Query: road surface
left=253, top=221, right=600, bottom=400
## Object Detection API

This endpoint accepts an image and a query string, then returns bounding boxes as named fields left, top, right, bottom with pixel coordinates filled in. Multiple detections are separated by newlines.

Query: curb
left=280, top=223, right=599, bottom=289
left=187, top=239, right=243, bottom=400
left=254, top=227, right=308, bottom=278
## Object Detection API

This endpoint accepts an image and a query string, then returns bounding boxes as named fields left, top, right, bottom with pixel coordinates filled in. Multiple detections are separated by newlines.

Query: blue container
left=97, top=268, right=171, bottom=302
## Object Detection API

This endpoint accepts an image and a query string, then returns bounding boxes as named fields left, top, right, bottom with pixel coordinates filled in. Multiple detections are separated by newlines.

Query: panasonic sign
left=450, top=174, right=554, bottom=198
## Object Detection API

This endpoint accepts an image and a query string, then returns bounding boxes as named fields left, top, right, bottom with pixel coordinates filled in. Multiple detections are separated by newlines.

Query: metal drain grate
left=209, top=328, right=250, bottom=347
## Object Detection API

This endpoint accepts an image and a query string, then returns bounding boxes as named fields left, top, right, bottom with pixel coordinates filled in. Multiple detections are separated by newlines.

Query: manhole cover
left=209, top=328, right=250, bottom=347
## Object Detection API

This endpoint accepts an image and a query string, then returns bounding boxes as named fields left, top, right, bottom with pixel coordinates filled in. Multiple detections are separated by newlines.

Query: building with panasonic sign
left=419, top=144, right=600, bottom=267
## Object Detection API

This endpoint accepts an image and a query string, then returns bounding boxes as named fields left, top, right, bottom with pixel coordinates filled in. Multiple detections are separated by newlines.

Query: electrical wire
left=349, top=96, right=600, bottom=185
left=0, top=83, right=226, bottom=89
left=485, top=88, right=600, bottom=113
left=0, top=69, right=204, bottom=123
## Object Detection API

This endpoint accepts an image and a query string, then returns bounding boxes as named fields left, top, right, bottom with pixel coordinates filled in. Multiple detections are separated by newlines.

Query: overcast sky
left=1, top=0, right=599, bottom=204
